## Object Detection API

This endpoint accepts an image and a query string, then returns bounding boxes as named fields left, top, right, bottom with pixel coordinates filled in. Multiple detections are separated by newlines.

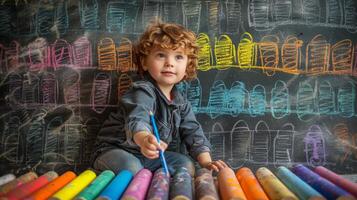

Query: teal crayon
left=276, top=166, right=325, bottom=200
left=96, top=170, right=133, bottom=200
left=75, top=170, right=115, bottom=200
left=149, top=111, right=169, bottom=175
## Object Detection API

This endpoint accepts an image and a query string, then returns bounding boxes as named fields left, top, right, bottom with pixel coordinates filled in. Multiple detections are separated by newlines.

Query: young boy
left=92, top=20, right=227, bottom=176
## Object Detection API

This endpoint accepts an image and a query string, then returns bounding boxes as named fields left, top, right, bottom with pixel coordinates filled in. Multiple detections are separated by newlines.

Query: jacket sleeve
left=179, top=101, right=211, bottom=159
left=121, top=82, right=155, bottom=146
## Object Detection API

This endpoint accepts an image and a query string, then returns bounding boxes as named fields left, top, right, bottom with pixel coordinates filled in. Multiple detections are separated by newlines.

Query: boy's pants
left=93, top=148, right=196, bottom=176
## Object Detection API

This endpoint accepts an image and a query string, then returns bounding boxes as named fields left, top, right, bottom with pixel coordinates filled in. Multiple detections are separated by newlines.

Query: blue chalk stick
left=97, top=170, right=133, bottom=200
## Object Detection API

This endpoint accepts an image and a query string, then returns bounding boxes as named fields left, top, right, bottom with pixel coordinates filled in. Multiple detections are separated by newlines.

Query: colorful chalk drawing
left=1, top=0, right=28, bottom=6
left=317, top=80, right=336, bottom=115
left=296, top=82, right=315, bottom=121
left=117, top=73, right=133, bottom=100
left=304, top=125, right=326, bottom=166
left=91, top=72, right=111, bottom=114
left=117, top=38, right=135, bottom=72
left=183, top=78, right=356, bottom=120
left=271, top=80, right=290, bottom=119
left=72, top=37, right=92, bottom=68
left=333, top=123, right=352, bottom=164
left=251, top=120, right=270, bottom=166
left=79, top=0, right=99, bottom=29
left=63, top=68, right=81, bottom=105
left=197, top=33, right=212, bottom=71
left=209, top=122, right=227, bottom=162
left=230, top=120, right=250, bottom=168
left=98, top=38, right=117, bottom=71
left=248, top=84, right=266, bottom=117
left=214, top=35, right=236, bottom=69
left=182, top=1, right=201, bottom=33
left=106, top=1, right=139, bottom=33
left=248, top=0, right=357, bottom=33
left=36, top=1, right=55, bottom=36
left=337, top=81, right=356, bottom=118
left=259, top=35, right=279, bottom=76
left=0, top=6, right=12, bottom=35
left=237, top=32, right=257, bottom=69
left=0, top=33, right=355, bottom=77
left=206, top=1, right=219, bottom=34
left=273, top=123, right=294, bottom=167
left=281, top=36, right=303, bottom=74
left=27, top=38, right=49, bottom=72
left=210, top=120, right=295, bottom=168
left=222, top=0, right=241, bottom=34
left=51, top=39, right=73, bottom=69
left=207, top=80, right=227, bottom=119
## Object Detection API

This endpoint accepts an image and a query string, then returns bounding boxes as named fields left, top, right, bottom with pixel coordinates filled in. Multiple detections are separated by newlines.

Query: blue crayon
left=149, top=111, right=169, bottom=175
left=276, top=166, right=325, bottom=200
left=291, top=164, right=352, bottom=200
left=96, top=170, right=133, bottom=200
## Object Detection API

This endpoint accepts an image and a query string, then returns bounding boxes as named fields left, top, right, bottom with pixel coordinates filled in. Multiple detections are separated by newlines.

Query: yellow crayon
left=255, top=167, right=298, bottom=200
left=49, top=170, right=96, bottom=200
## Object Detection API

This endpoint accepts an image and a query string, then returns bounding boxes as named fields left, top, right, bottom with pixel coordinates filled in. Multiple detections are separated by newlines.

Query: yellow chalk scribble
left=214, top=34, right=236, bottom=70
left=197, top=33, right=212, bottom=71
left=237, top=32, right=256, bottom=69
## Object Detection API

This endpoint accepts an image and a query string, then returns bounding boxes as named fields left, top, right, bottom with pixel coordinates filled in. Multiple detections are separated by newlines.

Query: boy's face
left=142, top=46, right=188, bottom=92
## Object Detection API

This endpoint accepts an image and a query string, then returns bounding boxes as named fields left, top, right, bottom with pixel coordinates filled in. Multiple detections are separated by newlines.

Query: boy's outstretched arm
left=197, top=152, right=228, bottom=172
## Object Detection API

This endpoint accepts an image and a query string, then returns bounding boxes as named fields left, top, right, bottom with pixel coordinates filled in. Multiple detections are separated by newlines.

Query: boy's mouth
left=161, top=71, right=176, bottom=75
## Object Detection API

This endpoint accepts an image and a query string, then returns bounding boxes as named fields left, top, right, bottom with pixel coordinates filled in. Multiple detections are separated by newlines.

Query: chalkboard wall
left=0, top=0, right=356, bottom=175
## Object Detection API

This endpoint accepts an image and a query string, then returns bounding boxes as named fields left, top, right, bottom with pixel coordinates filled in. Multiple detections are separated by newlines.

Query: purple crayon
left=146, top=168, right=170, bottom=200
left=121, top=169, right=153, bottom=200
left=291, top=164, right=354, bottom=200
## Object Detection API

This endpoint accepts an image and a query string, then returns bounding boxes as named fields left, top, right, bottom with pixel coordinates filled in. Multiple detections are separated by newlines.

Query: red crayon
left=26, top=171, right=77, bottom=200
left=0, top=172, right=38, bottom=196
left=4, top=171, right=58, bottom=200
left=314, top=166, right=357, bottom=198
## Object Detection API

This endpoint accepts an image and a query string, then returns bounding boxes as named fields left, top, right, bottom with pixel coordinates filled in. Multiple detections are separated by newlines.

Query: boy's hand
left=140, top=134, right=168, bottom=159
left=204, top=160, right=228, bottom=172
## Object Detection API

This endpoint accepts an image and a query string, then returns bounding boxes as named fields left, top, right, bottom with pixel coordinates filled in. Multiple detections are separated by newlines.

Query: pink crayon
left=314, top=166, right=357, bottom=198
left=121, top=169, right=153, bottom=200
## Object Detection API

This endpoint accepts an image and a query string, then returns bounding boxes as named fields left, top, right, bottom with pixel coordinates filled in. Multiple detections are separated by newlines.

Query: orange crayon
left=218, top=167, right=247, bottom=200
left=25, top=171, right=77, bottom=200
left=0, top=172, right=38, bottom=196
left=4, top=171, right=58, bottom=200
left=236, top=167, right=269, bottom=200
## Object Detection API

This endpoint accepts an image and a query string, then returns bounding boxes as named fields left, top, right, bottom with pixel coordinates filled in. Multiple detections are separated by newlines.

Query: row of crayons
left=0, top=164, right=356, bottom=200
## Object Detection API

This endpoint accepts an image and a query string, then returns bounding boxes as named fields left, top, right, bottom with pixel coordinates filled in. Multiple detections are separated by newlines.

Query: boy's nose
left=165, top=58, right=174, bottom=67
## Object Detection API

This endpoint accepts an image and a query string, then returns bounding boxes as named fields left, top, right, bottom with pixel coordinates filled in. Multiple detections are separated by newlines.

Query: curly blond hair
left=135, top=19, right=199, bottom=80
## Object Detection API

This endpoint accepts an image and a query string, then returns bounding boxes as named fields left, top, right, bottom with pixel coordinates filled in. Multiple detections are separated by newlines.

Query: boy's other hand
left=140, top=134, right=168, bottom=159
left=205, top=160, right=228, bottom=172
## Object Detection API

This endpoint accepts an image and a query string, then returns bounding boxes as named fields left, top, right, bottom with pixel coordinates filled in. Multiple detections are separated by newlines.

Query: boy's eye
left=157, top=53, right=165, bottom=58
left=176, top=55, right=184, bottom=60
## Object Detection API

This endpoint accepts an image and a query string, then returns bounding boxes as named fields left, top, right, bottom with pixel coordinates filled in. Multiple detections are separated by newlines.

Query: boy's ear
left=140, top=57, right=148, bottom=71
